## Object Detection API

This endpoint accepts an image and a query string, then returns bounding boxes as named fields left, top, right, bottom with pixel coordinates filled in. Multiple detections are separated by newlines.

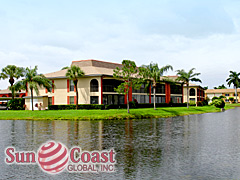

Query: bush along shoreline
left=48, top=102, right=187, bottom=110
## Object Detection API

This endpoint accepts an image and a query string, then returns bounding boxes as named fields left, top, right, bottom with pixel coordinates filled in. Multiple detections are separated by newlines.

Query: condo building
left=205, top=89, right=240, bottom=103
left=23, top=59, right=187, bottom=110
left=183, top=83, right=205, bottom=103
left=0, top=59, right=205, bottom=110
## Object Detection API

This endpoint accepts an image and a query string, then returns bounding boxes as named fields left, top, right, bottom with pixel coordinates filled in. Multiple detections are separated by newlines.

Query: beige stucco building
left=23, top=59, right=191, bottom=110
left=183, top=83, right=205, bottom=103
left=205, top=89, right=240, bottom=103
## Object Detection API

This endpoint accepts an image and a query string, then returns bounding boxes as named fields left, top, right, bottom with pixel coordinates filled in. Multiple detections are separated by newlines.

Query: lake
left=1, top=108, right=240, bottom=179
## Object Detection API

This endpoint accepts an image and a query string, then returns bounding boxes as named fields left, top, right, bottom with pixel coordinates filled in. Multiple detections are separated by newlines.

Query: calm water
left=1, top=108, right=240, bottom=179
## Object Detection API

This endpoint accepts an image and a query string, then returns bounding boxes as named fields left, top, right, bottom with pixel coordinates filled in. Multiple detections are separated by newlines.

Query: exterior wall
left=206, top=92, right=240, bottom=103
left=25, top=96, right=48, bottom=110
left=206, top=93, right=222, bottom=103
left=32, top=76, right=102, bottom=106
left=183, top=86, right=205, bottom=103
left=25, top=76, right=184, bottom=108
left=79, top=76, right=101, bottom=104
left=25, top=98, right=31, bottom=110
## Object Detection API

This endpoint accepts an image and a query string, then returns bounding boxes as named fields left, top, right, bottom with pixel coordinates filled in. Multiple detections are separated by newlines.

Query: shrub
left=189, top=100, right=196, bottom=106
left=212, top=99, right=225, bottom=108
left=7, top=98, right=25, bottom=110
left=219, top=95, right=226, bottom=99
left=129, top=101, right=138, bottom=108
left=197, top=101, right=203, bottom=106
left=212, top=96, right=219, bottom=101
left=202, top=100, right=208, bottom=106
left=48, top=103, right=187, bottom=110
left=229, top=97, right=234, bottom=103
left=48, top=104, right=106, bottom=110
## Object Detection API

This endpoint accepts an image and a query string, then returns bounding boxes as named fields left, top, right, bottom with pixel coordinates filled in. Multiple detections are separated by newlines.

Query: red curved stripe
left=41, top=142, right=55, bottom=151
left=41, top=157, right=69, bottom=172
left=38, top=143, right=62, bottom=158
left=39, top=148, right=68, bottom=166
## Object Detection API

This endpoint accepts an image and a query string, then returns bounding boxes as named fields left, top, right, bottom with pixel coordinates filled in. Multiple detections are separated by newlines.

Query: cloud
left=0, top=0, right=240, bottom=89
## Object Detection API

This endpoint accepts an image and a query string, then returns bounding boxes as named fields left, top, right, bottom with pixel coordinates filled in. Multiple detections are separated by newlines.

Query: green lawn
left=0, top=104, right=237, bottom=120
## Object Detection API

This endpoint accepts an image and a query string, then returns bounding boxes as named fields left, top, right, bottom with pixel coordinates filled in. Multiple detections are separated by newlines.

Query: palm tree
left=226, top=71, right=240, bottom=103
left=0, top=65, right=25, bottom=99
left=14, top=66, right=52, bottom=111
left=140, top=63, right=173, bottom=110
left=65, top=65, right=85, bottom=110
left=176, top=68, right=202, bottom=108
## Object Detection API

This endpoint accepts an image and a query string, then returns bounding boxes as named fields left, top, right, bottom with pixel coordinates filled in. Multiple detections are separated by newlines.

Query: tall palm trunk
left=235, top=86, right=238, bottom=103
left=153, top=86, right=156, bottom=110
left=187, top=83, right=189, bottom=109
left=9, top=78, right=15, bottom=100
left=75, top=81, right=78, bottom=110
left=127, top=92, right=129, bottom=113
left=31, top=88, right=34, bottom=111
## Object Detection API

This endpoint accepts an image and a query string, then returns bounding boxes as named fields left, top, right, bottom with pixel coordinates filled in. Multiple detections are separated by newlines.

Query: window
left=171, top=96, right=182, bottom=103
left=69, top=96, right=75, bottom=104
left=151, top=95, right=165, bottom=103
left=225, top=94, right=229, bottom=97
left=70, top=80, right=74, bottom=91
left=190, top=88, right=196, bottom=96
left=90, top=96, right=99, bottom=104
left=170, top=85, right=182, bottom=94
left=151, top=84, right=165, bottom=94
left=48, top=97, right=52, bottom=105
left=133, top=84, right=149, bottom=93
left=103, top=94, right=125, bottom=105
left=103, top=79, right=122, bottom=92
left=90, top=79, right=99, bottom=92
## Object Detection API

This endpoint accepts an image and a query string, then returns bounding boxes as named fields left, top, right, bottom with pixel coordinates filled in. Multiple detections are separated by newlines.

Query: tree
left=211, top=96, right=219, bottom=101
left=214, top=84, right=227, bottom=89
left=0, top=65, right=25, bottom=99
left=65, top=65, right=85, bottom=110
left=219, top=95, right=226, bottom=99
left=140, top=63, right=173, bottom=110
left=176, top=68, right=202, bottom=108
left=229, top=97, right=234, bottom=103
left=14, top=66, right=52, bottom=111
left=113, top=60, right=142, bottom=113
left=226, top=71, right=240, bottom=103
left=61, top=66, right=69, bottom=70
left=212, top=99, right=225, bottom=109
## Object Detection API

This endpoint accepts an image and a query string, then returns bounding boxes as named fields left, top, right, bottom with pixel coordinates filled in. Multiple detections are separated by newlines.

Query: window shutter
left=52, top=80, right=54, bottom=93
left=67, top=80, right=70, bottom=92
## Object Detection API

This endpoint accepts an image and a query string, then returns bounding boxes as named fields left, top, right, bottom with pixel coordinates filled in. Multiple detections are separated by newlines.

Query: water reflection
left=2, top=108, right=240, bottom=179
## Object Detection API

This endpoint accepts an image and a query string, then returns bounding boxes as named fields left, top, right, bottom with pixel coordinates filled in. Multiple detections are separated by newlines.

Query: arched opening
left=90, top=79, right=99, bottom=92
left=190, top=88, right=196, bottom=96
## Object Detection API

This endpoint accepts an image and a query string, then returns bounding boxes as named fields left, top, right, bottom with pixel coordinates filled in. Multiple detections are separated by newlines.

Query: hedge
left=7, top=98, right=25, bottom=110
left=48, top=103, right=187, bottom=110
left=48, top=104, right=105, bottom=110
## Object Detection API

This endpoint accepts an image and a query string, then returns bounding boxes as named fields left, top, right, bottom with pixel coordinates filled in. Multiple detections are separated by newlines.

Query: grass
left=0, top=104, right=238, bottom=121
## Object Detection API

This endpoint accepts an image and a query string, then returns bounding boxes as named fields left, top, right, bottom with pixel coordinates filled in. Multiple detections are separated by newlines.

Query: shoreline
left=0, top=104, right=239, bottom=121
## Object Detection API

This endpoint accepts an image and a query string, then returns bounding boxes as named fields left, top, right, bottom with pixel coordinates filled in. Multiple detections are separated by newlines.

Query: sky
left=1, top=0, right=240, bottom=89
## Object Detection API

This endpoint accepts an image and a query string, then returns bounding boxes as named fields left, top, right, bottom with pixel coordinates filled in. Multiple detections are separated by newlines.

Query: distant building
left=205, top=89, right=240, bottom=103
left=0, top=89, right=26, bottom=105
